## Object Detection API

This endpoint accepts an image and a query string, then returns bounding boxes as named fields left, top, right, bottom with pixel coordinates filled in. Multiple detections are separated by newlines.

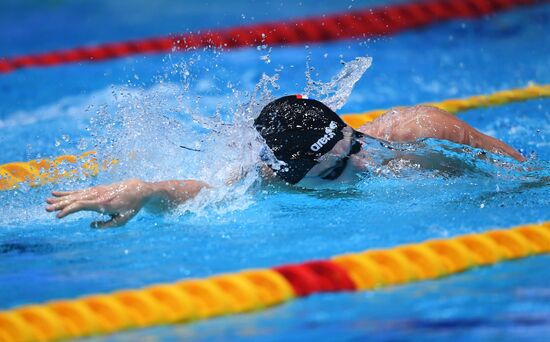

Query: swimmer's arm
left=360, top=105, right=525, bottom=161
left=143, top=180, right=210, bottom=213
left=45, top=179, right=209, bottom=228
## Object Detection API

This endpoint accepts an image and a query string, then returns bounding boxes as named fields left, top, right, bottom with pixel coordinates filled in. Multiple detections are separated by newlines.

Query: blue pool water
left=1, top=1, right=550, bottom=341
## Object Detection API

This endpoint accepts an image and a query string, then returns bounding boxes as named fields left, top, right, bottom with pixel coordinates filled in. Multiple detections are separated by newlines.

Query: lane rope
left=0, top=83, right=548, bottom=192
left=0, top=221, right=548, bottom=341
left=0, top=0, right=538, bottom=74
left=341, top=83, right=550, bottom=128
left=0, top=152, right=116, bottom=192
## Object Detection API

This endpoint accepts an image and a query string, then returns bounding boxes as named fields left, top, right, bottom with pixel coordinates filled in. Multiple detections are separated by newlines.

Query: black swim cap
left=254, top=95, right=349, bottom=184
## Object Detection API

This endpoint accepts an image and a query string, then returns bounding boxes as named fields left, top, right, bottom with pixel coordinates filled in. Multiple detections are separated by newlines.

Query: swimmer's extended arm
left=360, top=105, right=525, bottom=161
left=45, top=179, right=209, bottom=228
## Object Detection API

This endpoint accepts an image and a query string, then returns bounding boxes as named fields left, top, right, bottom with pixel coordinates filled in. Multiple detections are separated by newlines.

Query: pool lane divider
left=0, top=0, right=539, bottom=74
left=0, top=83, right=548, bottom=192
left=1, top=221, right=549, bottom=341
left=0, top=152, right=116, bottom=192
left=341, top=82, right=550, bottom=129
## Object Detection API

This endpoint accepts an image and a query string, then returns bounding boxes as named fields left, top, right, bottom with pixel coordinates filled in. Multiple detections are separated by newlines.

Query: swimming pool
left=1, top=0, right=550, bottom=340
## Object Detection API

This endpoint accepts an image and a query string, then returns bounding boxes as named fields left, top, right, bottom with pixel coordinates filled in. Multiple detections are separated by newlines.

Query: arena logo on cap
left=310, top=121, right=338, bottom=152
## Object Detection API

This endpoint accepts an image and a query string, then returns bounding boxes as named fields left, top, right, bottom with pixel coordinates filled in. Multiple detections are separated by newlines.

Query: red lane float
left=0, top=0, right=537, bottom=74
left=274, top=260, right=356, bottom=296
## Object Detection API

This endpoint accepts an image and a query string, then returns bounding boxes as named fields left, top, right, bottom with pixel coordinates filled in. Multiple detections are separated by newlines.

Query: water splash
left=7, top=54, right=545, bottom=227
left=304, top=56, right=372, bottom=111
left=73, top=56, right=374, bottom=218
left=355, top=136, right=550, bottom=209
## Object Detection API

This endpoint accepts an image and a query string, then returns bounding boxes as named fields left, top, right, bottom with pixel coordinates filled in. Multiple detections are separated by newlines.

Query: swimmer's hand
left=46, top=179, right=208, bottom=228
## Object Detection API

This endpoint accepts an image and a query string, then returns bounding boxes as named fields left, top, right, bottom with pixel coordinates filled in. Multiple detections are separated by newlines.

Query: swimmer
left=45, top=95, right=525, bottom=228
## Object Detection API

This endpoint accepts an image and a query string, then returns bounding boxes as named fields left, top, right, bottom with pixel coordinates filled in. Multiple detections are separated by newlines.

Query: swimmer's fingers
left=91, top=211, right=136, bottom=229
left=46, top=196, right=74, bottom=205
left=46, top=200, right=68, bottom=212
left=56, top=200, right=104, bottom=219
left=46, top=195, right=89, bottom=211
left=47, top=187, right=103, bottom=205
left=47, top=190, right=86, bottom=204
left=46, top=195, right=83, bottom=211
left=51, top=190, right=83, bottom=197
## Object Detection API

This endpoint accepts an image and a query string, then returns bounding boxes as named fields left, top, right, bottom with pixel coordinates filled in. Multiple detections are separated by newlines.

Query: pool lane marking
left=0, top=0, right=539, bottom=74
left=1, top=83, right=548, bottom=192
left=0, top=221, right=548, bottom=342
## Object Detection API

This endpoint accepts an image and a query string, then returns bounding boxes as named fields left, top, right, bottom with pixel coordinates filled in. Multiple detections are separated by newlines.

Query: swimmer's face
left=300, top=126, right=362, bottom=182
